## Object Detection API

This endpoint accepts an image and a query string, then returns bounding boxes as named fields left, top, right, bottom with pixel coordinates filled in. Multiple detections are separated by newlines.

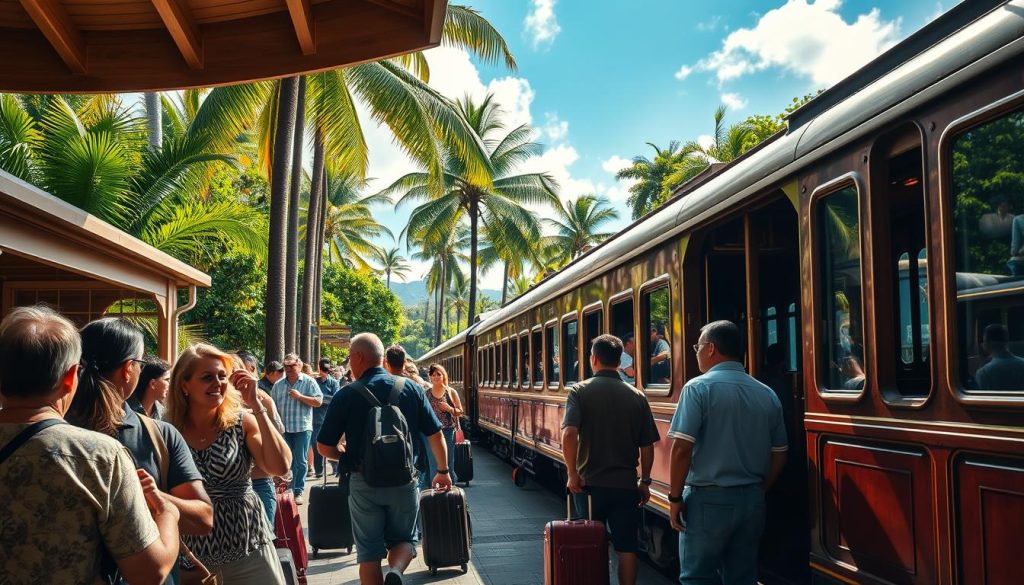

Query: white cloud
left=720, top=92, right=748, bottom=111
left=697, top=15, right=723, bottom=32
left=675, top=0, right=902, bottom=87
left=674, top=65, right=694, bottom=80
left=601, top=155, right=631, bottom=174
left=541, top=112, right=569, bottom=143
left=697, top=134, right=715, bottom=149
left=524, top=0, right=561, bottom=50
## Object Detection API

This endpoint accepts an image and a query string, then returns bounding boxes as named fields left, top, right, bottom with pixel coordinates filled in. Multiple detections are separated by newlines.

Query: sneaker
left=383, top=569, right=404, bottom=585
left=294, top=494, right=304, bottom=505
left=314, top=472, right=323, bottom=479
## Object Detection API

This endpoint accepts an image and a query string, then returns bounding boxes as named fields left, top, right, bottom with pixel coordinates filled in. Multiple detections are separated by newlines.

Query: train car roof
left=427, top=1, right=1024, bottom=347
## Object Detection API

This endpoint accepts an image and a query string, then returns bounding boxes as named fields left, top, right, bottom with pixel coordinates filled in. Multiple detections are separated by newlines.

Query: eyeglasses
left=283, top=363, right=300, bottom=370
left=692, top=342, right=709, bottom=353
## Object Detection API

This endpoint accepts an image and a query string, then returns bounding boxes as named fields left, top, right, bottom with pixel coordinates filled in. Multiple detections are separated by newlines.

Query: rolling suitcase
left=543, top=494, right=609, bottom=585
left=308, top=472, right=354, bottom=556
left=274, top=482, right=309, bottom=584
left=454, top=441, right=473, bottom=485
left=419, top=487, right=471, bottom=575
left=277, top=547, right=301, bottom=585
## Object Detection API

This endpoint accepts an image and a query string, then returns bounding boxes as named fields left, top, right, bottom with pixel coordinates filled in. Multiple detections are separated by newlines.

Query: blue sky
left=367, top=0, right=956, bottom=289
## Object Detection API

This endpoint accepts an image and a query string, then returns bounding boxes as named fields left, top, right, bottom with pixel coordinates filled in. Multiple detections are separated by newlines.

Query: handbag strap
left=179, top=539, right=213, bottom=579
left=138, top=414, right=169, bottom=491
left=0, top=418, right=66, bottom=465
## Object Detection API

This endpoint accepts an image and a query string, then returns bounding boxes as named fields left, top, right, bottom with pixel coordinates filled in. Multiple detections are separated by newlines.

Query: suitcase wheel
left=347, top=546, right=352, bottom=555
left=512, top=466, right=527, bottom=488
left=311, top=548, right=318, bottom=558
left=461, top=564, right=468, bottom=574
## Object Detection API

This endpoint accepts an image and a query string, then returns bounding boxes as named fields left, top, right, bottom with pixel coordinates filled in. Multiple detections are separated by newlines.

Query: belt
left=687, top=483, right=760, bottom=491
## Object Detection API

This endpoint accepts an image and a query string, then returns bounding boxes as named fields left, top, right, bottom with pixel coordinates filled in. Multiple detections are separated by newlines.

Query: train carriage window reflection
left=532, top=328, right=543, bottom=388
left=951, top=107, right=1024, bottom=392
left=642, top=287, right=672, bottom=387
left=787, top=303, right=799, bottom=372
left=562, top=319, right=579, bottom=385
left=611, top=296, right=635, bottom=347
left=545, top=324, right=559, bottom=387
left=494, top=342, right=502, bottom=384
left=583, top=309, right=603, bottom=378
left=511, top=335, right=519, bottom=388
left=817, top=184, right=865, bottom=392
left=520, top=333, right=530, bottom=386
left=501, top=339, right=509, bottom=386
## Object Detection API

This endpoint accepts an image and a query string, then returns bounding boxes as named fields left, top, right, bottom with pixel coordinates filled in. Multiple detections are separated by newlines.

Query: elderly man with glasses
left=270, top=353, right=323, bottom=504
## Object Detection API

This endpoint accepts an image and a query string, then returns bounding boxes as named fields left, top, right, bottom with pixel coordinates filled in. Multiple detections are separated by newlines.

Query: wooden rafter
left=18, top=0, right=86, bottom=74
left=284, top=0, right=315, bottom=55
left=151, top=0, right=203, bottom=69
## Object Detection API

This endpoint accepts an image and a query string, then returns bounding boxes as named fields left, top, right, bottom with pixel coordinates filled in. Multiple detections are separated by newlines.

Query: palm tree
left=144, top=92, right=161, bottom=151
left=385, top=93, right=559, bottom=329
left=615, top=141, right=685, bottom=220
left=319, top=169, right=391, bottom=271
left=508, top=275, right=533, bottom=299
left=0, top=94, right=265, bottom=269
left=544, top=195, right=619, bottom=264
left=661, top=105, right=755, bottom=197
left=411, top=225, right=467, bottom=344
left=285, top=77, right=307, bottom=352
left=379, top=248, right=411, bottom=289
left=447, top=279, right=470, bottom=333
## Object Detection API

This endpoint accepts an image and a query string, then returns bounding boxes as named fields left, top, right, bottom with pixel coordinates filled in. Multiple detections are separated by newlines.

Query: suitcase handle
left=566, top=492, right=593, bottom=521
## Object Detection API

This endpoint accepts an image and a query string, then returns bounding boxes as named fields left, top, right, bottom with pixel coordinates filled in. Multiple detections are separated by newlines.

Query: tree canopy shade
left=321, top=264, right=404, bottom=346
left=0, top=0, right=450, bottom=93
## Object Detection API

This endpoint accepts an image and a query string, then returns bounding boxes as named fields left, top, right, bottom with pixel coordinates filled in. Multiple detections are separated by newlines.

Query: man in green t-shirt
left=561, top=334, right=661, bottom=585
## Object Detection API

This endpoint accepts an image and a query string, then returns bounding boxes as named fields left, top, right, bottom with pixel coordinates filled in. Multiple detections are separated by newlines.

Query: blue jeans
left=418, top=427, right=458, bottom=489
left=678, top=484, right=765, bottom=585
left=349, top=472, right=419, bottom=563
left=284, top=430, right=311, bottom=495
left=251, top=476, right=276, bottom=528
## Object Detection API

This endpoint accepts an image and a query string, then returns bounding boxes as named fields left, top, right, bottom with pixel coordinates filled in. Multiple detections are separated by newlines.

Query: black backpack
left=354, top=376, right=417, bottom=487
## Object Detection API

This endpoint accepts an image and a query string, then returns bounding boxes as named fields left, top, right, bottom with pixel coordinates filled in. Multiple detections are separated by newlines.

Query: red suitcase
left=274, top=482, right=309, bottom=585
left=543, top=494, right=609, bottom=585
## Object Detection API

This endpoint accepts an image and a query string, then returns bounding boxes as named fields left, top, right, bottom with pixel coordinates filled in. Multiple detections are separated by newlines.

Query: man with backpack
left=317, top=333, right=452, bottom=585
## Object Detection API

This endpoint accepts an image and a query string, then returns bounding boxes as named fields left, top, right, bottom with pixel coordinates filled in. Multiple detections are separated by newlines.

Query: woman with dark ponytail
left=129, top=357, right=171, bottom=420
left=68, top=318, right=215, bottom=585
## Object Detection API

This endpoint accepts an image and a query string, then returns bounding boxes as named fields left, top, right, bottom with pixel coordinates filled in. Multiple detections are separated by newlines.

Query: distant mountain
left=387, top=279, right=502, bottom=308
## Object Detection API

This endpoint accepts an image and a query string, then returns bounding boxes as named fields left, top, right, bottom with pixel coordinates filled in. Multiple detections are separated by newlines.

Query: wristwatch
left=668, top=493, right=683, bottom=503
left=437, top=468, right=450, bottom=475
left=639, top=477, right=653, bottom=486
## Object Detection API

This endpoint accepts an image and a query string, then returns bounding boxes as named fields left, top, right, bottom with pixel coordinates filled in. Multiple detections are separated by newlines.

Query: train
left=417, top=2, right=1024, bottom=583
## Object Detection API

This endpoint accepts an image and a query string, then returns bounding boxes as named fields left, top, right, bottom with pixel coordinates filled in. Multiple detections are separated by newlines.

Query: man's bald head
left=349, top=333, right=385, bottom=378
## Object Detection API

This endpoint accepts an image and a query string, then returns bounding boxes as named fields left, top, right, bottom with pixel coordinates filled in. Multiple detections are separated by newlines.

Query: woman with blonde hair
left=166, top=343, right=291, bottom=584
left=419, top=363, right=464, bottom=489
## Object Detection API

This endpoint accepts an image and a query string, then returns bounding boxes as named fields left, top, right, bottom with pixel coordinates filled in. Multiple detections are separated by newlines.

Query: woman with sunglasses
left=66, top=318, right=214, bottom=585
left=419, top=363, right=463, bottom=489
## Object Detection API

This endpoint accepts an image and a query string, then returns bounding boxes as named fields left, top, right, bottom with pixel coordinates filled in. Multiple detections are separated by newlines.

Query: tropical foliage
left=321, top=264, right=404, bottom=345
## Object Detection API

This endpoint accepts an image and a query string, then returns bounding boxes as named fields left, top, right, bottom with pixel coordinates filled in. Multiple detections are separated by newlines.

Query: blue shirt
left=618, top=352, right=635, bottom=384
left=271, top=373, right=323, bottom=433
left=316, top=367, right=442, bottom=474
left=313, top=375, right=341, bottom=427
left=974, top=352, right=1024, bottom=390
left=667, top=362, right=787, bottom=487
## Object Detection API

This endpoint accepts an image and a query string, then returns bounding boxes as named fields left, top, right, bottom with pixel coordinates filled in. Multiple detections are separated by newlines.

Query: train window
left=949, top=107, right=1024, bottom=393
left=545, top=323, right=559, bottom=388
left=562, top=318, right=579, bottom=385
left=583, top=308, right=604, bottom=378
left=641, top=286, right=672, bottom=388
left=494, top=342, right=502, bottom=384
left=532, top=328, right=543, bottom=388
left=489, top=345, right=496, bottom=384
left=520, top=333, right=530, bottom=386
left=511, top=335, right=519, bottom=388
left=500, top=339, right=508, bottom=386
left=787, top=303, right=799, bottom=371
left=816, top=183, right=865, bottom=392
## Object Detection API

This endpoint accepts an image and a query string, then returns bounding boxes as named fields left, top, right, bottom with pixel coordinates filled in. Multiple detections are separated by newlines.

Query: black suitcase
left=307, top=473, right=353, bottom=556
left=420, top=487, right=471, bottom=575
left=454, top=441, right=473, bottom=485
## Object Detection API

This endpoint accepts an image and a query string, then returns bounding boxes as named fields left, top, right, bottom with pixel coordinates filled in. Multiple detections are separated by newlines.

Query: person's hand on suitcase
left=567, top=470, right=585, bottom=494
left=432, top=472, right=453, bottom=491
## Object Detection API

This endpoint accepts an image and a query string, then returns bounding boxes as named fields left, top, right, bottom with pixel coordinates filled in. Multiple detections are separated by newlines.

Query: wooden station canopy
left=0, top=0, right=448, bottom=92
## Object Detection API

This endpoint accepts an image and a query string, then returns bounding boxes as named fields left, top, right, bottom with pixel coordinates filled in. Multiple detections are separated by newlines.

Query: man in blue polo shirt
left=667, top=320, right=788, bottom=585
left=272, top=352, right=323, bottom=504
left=317, top=333, right=451, bottom=585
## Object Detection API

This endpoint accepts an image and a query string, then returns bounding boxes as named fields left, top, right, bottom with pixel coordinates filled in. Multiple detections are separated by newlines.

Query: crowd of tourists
left=0, top=307, right=459, bottom=585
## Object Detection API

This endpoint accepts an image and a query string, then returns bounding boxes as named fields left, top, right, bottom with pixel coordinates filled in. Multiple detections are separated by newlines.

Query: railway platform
left=300, top=446, right=676, bottom=585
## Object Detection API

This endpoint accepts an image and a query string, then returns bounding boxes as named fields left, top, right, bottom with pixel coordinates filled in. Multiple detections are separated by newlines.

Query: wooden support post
left=744, top=213, right=761, bottom=377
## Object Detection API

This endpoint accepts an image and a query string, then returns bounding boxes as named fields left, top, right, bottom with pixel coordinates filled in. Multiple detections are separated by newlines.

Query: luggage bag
left=543, top=494, right=609, bottom=585
left=273, top=482, right=309, bottom=584
left=277, top=548, right=301, bottom=585
left=454, top=441, right=473, bottom=485
left=419, top=487, right=471, bottom=575
left=308, top=473, right=354, bottom=556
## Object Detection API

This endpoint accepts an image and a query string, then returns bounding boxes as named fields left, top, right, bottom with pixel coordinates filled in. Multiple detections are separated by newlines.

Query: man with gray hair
left=0, top=306, right=181, bottom=584
left=317, top=332, right=451, bottom=585
left=667, top=320, right=787, bottom=584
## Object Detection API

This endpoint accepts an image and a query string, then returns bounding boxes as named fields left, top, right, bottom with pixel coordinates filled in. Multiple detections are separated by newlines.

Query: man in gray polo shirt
left=667, top=320, right=787, bottom=585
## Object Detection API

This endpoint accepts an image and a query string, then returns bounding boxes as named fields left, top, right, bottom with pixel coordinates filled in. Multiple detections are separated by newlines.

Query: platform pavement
left=299, top=447, right=676, bottom=585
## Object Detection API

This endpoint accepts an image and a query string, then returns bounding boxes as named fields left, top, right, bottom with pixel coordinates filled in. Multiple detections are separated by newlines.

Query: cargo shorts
left=349, top=472, right=419, bottom=563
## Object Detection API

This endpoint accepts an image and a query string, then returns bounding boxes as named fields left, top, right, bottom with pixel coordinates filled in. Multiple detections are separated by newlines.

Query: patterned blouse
left=426, top=387, right=458, bottom=430
left=183, top=416, right=272, bottom=567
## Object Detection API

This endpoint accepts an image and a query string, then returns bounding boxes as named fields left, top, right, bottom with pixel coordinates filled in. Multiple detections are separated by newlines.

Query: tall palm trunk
left=299, top=131, right=325, bottom=361
left=501, top=260, right=509, bottom=306
left=467, top=194, right=479, bottom=326
left=265, top=77, right=300, bottom=363
left=386, top=269, right=392, bottom=290
left=434, top=263, right=446, bottom=346
left=313, top=168, right=327, bottom=362
left=285, top=77, right=307, bottom=353
left=144, top=92, right=161, bottom=151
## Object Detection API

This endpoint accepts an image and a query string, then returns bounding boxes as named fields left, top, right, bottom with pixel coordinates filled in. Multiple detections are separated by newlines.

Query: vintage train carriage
left=417, top=325, right=476, bottom=418
left=418, top=2, right=1024, bottom=583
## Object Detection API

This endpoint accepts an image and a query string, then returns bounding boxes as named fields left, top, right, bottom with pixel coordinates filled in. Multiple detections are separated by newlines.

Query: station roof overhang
left=0, top=0, right=448, bottom=93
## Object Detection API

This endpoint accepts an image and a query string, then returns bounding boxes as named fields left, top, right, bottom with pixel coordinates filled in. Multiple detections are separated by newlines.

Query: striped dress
left=183, top=416, right=273, bottom=567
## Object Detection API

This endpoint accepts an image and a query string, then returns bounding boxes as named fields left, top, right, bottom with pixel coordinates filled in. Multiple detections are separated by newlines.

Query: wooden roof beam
left=18, top=0, right=86, bottom=74
left=284, top=0, right=315, bottom=55
left=151, top=0, right=203, bottom=69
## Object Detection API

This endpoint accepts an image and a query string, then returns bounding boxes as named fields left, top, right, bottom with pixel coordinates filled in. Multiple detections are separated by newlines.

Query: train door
left=689, top=192, right=807, bottom=583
